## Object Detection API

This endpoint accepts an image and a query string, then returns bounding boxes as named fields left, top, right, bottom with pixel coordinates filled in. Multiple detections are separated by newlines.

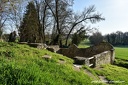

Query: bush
left=89, top=32, right=103, bottom=45
left=72, top=30, right=86, bottom=45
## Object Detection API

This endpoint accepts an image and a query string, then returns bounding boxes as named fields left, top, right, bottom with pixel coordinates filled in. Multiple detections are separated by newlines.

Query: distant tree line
left=104, top=31, right=128, bottom=45
left=88, top=31, right=128, bottom=46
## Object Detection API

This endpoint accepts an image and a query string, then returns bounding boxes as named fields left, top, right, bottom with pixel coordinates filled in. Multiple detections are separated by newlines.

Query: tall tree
left=123, top=32, right=128, bottom=45
left=34, top=0, right=50, bottom=43
left=19, top=2, right=40, bottom=43
left=45, top=0, right=73, bottom=47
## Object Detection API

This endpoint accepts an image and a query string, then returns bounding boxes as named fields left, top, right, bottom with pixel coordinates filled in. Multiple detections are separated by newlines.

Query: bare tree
left=0, top=0, right=9, bottom=39
left=34, top=0, right=51, bottom=43
left=0, top=0, right=25, bottom=39
left=65, top=5, right=105, bottom=45
left=45, top=0, right=73, bottom=47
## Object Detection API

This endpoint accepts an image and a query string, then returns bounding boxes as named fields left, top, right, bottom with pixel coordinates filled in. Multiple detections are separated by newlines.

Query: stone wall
left=57, top=42, right=115, bottom=67
left=47, top=45, right=60, bottom=52
left=94, top=51, right=112, bottom=67
left=58, top=42, right=114, bottom=58
left=18, top=42, right=60, bottom=51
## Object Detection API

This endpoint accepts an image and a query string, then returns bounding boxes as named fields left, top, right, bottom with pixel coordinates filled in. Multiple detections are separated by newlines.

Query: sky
left=73, top=0, right=128, bottom=35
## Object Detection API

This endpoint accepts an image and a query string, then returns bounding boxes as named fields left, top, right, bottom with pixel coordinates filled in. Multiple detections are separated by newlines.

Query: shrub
left=89, top=32, right=103, bottom=45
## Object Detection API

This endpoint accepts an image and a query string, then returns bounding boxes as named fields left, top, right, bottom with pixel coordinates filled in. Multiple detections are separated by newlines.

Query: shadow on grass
left=114, top=58, right=128, bottom=69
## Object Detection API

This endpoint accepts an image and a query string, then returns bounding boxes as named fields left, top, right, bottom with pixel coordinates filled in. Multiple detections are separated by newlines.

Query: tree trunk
left=55, top=0, right=62, bottom=47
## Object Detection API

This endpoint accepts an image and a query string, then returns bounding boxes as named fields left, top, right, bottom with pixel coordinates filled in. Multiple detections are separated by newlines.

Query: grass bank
left=0, top=42, right=96, bottom=85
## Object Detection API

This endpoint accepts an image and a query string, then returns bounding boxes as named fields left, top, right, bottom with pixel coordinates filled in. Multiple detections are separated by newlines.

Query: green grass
left=82, top=65, right=99, bottom=79
left=78, top=39, right=90, bottom=48
left=114, top=46, right=128, bottom=68
left=1, top=41, right=128, bottom=85
left=94, top=64, right=128, bottom=85
left=0, top=42, right=96, bottom=85
left=114, top=47, right=128, bottom=60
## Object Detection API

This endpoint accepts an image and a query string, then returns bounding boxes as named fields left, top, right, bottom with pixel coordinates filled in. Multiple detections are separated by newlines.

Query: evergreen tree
left=89, top=32, right=103, bottom=45
left=72, top=30, right=86, bottom=45
left=19, top=2, right=40, bottom=43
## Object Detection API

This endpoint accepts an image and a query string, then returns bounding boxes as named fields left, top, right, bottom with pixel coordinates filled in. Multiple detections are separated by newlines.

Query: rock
left=42, top=55, right=52, bottom=61
left=18, top=42, right=28, bottom=44
left=47, top=45, right=60, bottom=52
left=29, top=43, right=48, bottom=49
left=58, top=59, right=66, bottom=64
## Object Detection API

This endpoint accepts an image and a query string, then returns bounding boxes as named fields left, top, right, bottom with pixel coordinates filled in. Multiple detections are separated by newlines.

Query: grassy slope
left=0, top=42, right=97, bottom=85
left=94, top=64, right=128, bottom=85
left=1, top=42, right=128, bottom=85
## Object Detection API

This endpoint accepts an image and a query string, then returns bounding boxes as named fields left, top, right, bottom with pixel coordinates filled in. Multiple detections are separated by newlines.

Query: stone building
left=57, top=42, right=115, bottom=67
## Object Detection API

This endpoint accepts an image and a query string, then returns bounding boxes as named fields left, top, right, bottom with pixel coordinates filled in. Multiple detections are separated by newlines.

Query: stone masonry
left=57, top=42, right=115, bottom=67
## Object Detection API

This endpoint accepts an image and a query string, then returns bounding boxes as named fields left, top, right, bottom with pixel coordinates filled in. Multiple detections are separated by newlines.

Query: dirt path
left=73, top=64, right=98, bottom=80
left=73, top=64, right=109, bottom=85
left=84, top=69, right=98, bottom=80
left=98, top=76, right=109, bottom=84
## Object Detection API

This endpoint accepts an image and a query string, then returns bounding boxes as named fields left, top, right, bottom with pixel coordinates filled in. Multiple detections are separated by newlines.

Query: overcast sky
left=73, top=0, right=128, bottom=35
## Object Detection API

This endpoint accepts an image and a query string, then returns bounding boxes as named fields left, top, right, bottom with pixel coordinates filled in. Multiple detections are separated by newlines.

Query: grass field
left=114, top=46, right=128, bottom=69
left=115, top=46, right=128, bottom=60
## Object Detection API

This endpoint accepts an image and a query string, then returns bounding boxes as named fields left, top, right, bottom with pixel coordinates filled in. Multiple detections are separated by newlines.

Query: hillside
left=0, top=42, right=95, bottom=85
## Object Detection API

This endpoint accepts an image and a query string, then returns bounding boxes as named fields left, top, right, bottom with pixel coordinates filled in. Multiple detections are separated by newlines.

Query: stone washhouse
left=57, top=42, right=115, bottom=67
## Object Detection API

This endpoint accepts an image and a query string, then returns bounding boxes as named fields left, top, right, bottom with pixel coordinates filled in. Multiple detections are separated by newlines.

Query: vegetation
left=1, top=0, right=104, bottom=47
left=0, top=42, right=96, bottom=85
left=72, top=28, right=86, bottom=45
left=115, top=46, right=128, bottom=60
left=104, top=31, right=128, bottom=45
left=89, top=32, right=103, bottom=45
left=0, top=36, right=128, bottom=85
left=94, top=65, right=128, bottom=85
left=83, top=64, right=128, bottom=85
left=114, top=46, right=128, bottom=68
left=78, top=39, right=90, bottom=48
left=19, top=2, right=40, bottom=43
